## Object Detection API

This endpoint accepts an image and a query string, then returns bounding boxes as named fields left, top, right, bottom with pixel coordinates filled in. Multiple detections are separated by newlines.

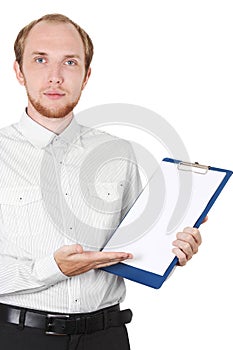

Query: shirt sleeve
left=0, top=240, right=68, bottom=296
left=120, top=142, right=143, bottom=220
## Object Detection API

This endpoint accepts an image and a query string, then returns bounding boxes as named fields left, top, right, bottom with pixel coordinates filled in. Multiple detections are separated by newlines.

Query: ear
left=82, top=67, right=91, bottom=91
left=13, top=61, right=25, bottom=86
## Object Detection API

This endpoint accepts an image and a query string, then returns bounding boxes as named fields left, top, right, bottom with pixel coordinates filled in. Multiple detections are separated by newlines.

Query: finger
left=81, top=251, right=133, bottom=265
left=95, top=259, right=127, bottom=269
left=95, top=251, right=133, bottom=261
left=175, top=232, right=199, bottom=254
left=95, top=253, right=133, bottom=268
left=182, top=227, right=202, bottom=246
left=107, top=252, right=133, bottom=260
left=202, top=216, right=208, bottom=224
left=172, top=239, right=193, bottom=260
left=97, top=252, right=133, bottom=265
left=172, top=248, right=187, bottom=266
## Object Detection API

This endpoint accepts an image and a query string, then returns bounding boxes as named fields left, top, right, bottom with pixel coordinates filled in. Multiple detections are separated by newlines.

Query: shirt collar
left=16, top=111, right=83, bottom=149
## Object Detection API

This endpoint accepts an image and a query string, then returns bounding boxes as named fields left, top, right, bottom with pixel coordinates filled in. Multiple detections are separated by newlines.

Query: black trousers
left=0, top=321, right=131, bottom=350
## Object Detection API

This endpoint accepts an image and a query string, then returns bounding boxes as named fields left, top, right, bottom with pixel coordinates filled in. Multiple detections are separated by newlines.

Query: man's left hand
left=172, top=227, right=202, bottom=266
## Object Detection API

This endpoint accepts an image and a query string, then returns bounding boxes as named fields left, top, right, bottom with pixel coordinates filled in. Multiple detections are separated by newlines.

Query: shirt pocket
left=0, top=186, right=42, bottom=243
left=88, top=181, right=125, bottom=203
left=84, top=181, right=125, bottom=231
left=87, top=181, right=126, bottom=214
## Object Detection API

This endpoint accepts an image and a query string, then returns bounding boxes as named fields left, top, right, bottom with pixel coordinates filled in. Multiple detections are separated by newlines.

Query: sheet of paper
left=103, top=161, right=226, bottom=276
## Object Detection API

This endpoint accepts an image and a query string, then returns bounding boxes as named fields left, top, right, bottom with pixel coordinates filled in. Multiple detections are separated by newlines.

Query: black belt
left=0, top=303, right=132, bottom=336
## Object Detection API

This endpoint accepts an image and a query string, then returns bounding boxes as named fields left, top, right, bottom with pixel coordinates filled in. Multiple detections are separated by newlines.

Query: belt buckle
left=46, top=314, right=69, bottom=336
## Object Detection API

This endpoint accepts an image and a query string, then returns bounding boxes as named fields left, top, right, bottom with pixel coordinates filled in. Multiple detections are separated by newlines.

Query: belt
left=0, top=303, right=132, bottom=336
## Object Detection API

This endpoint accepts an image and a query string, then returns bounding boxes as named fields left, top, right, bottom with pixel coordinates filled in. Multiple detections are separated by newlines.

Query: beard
left=26, top=88, right=81, bottom=119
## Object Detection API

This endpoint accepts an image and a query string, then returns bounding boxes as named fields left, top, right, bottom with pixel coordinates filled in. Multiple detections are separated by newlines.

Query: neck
left=26, top=108, right=73, bottom=134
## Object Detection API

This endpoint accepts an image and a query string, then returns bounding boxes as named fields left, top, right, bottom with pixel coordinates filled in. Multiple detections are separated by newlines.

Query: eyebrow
left=63, top=54, right=82, bottom=61
left=31, top=51, right=82, bottom=60
left=31, top=51, right=47, bottom=56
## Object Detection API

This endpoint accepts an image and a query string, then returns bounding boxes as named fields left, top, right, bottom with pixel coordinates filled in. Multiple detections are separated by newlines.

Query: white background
left=1, top=1, right=232, bottom=349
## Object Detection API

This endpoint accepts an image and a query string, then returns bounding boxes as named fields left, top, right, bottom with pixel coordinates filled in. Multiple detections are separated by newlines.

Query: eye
left=65, top=60, right=77, bottom=66
left=35, top=57, right=46, bottom=64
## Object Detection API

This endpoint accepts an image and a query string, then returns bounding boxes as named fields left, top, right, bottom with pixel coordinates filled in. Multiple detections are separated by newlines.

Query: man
left=0, top=14, right=202, bottom=350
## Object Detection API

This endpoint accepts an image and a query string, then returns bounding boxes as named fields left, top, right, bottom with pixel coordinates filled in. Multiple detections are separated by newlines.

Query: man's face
left=14, top=21, right=90, bottom=119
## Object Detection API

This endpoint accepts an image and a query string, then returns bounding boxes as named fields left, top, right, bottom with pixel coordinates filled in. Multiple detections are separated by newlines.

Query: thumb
left=71, top=244, right=84, bottom=254
left=63, top=244, right=84, bottom=255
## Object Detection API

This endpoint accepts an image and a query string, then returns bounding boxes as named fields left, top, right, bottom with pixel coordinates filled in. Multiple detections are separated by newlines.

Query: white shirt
left=0, top=112, right=141, bottom=313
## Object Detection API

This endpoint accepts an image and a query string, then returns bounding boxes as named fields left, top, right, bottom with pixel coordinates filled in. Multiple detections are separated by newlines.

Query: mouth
left=43, top=91, right=66, bottom=100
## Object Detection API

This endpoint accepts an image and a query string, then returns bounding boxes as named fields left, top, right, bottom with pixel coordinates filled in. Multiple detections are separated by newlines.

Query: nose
left=49, top=77, right=62, bottom=84
left=48, top=66, right=64, bottom=85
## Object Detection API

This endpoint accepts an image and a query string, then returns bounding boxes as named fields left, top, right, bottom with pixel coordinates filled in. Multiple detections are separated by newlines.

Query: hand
left=54, top=244, right=133, bottom=277
left=172, top=227, right=202, bottom=266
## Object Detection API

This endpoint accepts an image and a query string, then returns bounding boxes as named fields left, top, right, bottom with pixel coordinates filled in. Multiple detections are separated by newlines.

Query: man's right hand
left=54, top=244, right=133, bottom=277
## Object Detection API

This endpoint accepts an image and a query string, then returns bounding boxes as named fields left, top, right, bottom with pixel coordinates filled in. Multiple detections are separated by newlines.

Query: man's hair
left=14, top=13, right=94, bottom=75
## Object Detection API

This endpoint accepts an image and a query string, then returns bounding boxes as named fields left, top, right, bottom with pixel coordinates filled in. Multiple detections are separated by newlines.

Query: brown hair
left=14, top=13, right=94, bottom=75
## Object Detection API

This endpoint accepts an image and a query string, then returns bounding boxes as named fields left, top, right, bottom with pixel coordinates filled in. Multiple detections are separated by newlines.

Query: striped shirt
left=0, top=112, right=141, bottom=313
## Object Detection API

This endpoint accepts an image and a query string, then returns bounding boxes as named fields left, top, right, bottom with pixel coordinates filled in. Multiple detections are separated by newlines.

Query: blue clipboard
left=102, top=158, right=233, bottom=289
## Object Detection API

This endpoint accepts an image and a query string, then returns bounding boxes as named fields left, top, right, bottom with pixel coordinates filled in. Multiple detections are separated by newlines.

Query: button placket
left=50, top=140, right=82, bottom=312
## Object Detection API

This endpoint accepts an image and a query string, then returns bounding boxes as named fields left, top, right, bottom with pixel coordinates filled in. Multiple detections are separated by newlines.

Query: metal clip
left=178, top=161, right=210, bottom=174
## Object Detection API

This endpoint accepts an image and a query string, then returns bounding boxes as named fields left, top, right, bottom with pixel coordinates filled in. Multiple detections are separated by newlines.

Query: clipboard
left=101, top=158, right=233, bottom=289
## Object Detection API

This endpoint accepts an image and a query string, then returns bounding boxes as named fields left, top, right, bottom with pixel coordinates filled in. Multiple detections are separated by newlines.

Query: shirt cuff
left=33, top=255, right=69, bottom=286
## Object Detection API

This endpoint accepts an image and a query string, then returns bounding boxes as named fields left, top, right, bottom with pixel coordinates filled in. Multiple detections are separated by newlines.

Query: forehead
left=24, top=21, right=85, bottom=57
